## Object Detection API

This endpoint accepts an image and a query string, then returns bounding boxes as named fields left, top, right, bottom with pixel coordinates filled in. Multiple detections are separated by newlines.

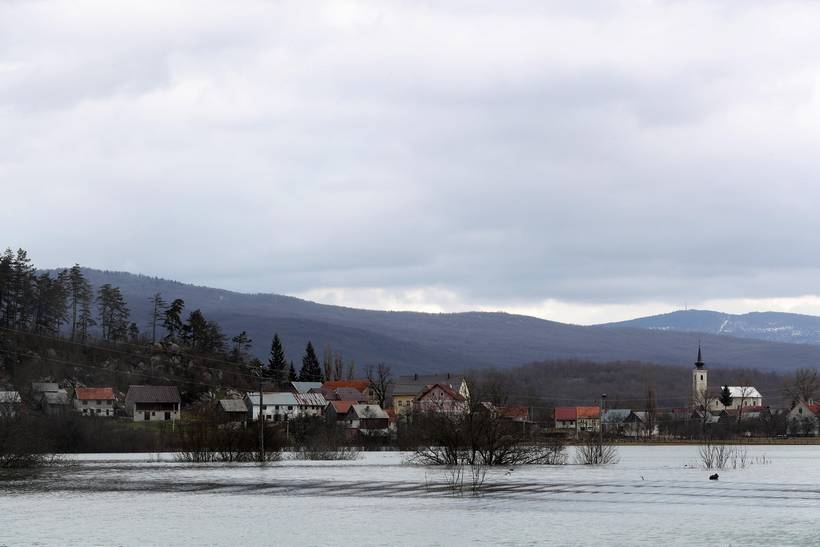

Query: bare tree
left=333, top=352, right=344, bottom=381
left=692, top=389, right=718, bottom=436
left=345, top=359, right=356, bottom=380
left=366, top=362, right=393, bottom=407
left=322, top=346, right=333, bottom=383
left=785, top=368, right=820, bottom=403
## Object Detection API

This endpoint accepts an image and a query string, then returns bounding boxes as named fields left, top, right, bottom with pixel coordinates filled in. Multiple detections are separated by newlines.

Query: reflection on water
left=1, top=447, right=820, bottom=546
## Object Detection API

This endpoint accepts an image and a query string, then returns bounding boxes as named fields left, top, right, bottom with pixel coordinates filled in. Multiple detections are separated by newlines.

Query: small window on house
left=288, top=405, right=293, bottom=410
left=82, top=400, right=88, bottom=406
left=152, top=411, right=156, bottom=416
left=107, top=400, right=112, bottom=405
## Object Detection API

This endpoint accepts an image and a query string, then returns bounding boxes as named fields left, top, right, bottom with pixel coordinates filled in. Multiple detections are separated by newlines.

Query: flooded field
left=2, top=446, right=819, bottom=546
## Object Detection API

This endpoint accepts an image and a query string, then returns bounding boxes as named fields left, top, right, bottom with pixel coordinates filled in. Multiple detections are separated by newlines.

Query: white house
left=74, top=387, right=116, bottom=417
left=245, top=392, right=327, bottom=422
left=787, top=401, right=820, bottom=436
left=708, top=386, right=764, bottom=412
left=125, top=385, right=181, bottom=422
left=344, top=404, right=390, bottom=438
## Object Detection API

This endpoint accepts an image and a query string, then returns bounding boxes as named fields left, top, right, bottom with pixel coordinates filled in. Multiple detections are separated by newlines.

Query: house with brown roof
left=325, top=400, right=357, bottom=424
left=391, top=374, right=469, bottom=416
left=217, top=399, right=249, bottom=423
left=74, top=387, right=116, bottom=417
left=125, top=385, right=181, bottom=422
left=321, top=380, right=377, bottom=404
left=414, top=383, right=467, bottom=415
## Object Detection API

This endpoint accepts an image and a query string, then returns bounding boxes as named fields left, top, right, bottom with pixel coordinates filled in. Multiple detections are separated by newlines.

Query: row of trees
left=265, top=336, right=360, bottom=385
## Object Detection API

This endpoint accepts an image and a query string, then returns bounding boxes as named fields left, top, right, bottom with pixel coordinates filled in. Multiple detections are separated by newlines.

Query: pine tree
left=231, top=330, right=252, bottom=362
left=288, top=361, right=297, bottom=382
left=299, top=341, right=323, bottom=382
left=719, top=385, right=734, bottom=408
left=268, top=334, right=288, bottom=386
left=97, top=284, right=129, bottom=341
left=163, top=298, right=185, bottom=340
left=148, top=292, right=167, bottom=343
left=67, top=264, right=92, bottom=341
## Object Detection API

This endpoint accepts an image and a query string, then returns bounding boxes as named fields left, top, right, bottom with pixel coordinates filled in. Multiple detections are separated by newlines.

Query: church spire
left=695, top=342, right=705, bottom=368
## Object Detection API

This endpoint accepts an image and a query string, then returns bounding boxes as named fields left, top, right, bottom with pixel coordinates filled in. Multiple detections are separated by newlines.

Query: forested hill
left=56, top=268, right=820, bottom=374
left=602, top=309, right=820, bottom=346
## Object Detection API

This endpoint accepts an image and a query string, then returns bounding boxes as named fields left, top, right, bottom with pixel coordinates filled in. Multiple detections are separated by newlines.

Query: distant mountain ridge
left=57, top=269, right=820, bottom=374
left=601, top=309, right=820, bottom=346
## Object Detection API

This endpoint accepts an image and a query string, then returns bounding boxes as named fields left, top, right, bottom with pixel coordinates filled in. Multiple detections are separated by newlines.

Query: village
left=1, top=348, right=818, bottom=445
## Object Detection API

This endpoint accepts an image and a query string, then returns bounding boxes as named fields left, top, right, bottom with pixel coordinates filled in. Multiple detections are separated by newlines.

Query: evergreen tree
left=719, top=385, right=734, bottom=408
left=288, top=361, right=297, bottom=382
left=67, top=264, right=92, bottom=341
left=163, top=298, right=185, bottom=340
left=299, top=341, right=323, bottom=382
left=231, top=330, right=252, bottom=362
left=268, top=334, right=288, bottom=385
left=148, top=292, right=167, bottom=343
left=0, top=249, right=12, bottom=327
left=96, top=284, right=130, bottom=341
left=185, top=309, right=225, bottom=353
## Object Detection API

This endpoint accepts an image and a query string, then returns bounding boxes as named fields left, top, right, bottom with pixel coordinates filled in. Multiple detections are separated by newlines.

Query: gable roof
left=75, top=387, right=115, bottom=401
left=293, top=393, right=327, bottom=407
left=218, top=399, right=248, bottom=413
left=554, top=407, right=577, bottom=421
left=125, top=385, right=181, bottom=404
left=603, top=409, right=632, bottom=424
left=725, top=386, right=763, bottom=399
left=328, top=400, right=356, bottom=415
left=32, top=382, right=60, bottom=393
left=577, top=406, right=601, bottom=419
left=246, top=392, right=298, bottom=406
left=322, top=380, right=370, bottom=393
left=324, top=387, right=366, bottom=402
left=392, top=374, right=465, bottom=396
left=416, top=383, right=465, bottom=402
left=499, top=405, right=530, bottom=421
left=347, top=404, right=389, bottom=420
left=290, top=381, right=322, bottom=394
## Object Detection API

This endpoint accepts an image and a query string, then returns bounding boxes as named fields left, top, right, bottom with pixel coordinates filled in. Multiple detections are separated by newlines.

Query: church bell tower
left=691, top=344, right=708, bottom=408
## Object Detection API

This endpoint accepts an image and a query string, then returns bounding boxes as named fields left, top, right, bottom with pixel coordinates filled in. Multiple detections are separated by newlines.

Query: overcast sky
left=3, top=1, right=820, bottom=324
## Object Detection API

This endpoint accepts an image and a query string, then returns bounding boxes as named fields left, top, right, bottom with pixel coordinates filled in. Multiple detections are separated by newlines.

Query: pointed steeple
left=695, top=342, right=705, bottom=368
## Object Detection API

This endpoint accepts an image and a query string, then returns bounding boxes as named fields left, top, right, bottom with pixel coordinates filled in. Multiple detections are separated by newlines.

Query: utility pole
left=253, top=368, right=265, bottom=463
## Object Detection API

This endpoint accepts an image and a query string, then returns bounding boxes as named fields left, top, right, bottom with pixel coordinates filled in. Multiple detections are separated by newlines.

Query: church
left=689, top=345, right=763, bottom=412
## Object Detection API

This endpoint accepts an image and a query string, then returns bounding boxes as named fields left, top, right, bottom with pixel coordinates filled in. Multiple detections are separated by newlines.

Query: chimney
left=414, top=373, right=418, bottom=381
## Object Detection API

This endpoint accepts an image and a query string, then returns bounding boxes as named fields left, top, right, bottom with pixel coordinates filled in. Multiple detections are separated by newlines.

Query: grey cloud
left=2, top=0, right=820, bottom=319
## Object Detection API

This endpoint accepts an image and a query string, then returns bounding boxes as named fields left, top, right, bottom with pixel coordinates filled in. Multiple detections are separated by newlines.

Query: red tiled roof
left=499, top=405, right=529, bottom=420
left=804, top=403, right=820, bottom=417
left=329, top=400, right=356, bottom=414
left=75, top=387, right=115, bottom=400
left=555, top=406, right=600, bottom=420
left=322, top=380, right=370, bottom=393
left=577, top=406, right=600, bottom=419
left=555, top=407, right=577, bottom=421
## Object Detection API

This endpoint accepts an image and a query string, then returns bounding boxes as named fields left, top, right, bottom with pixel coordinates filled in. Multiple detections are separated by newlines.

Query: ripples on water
left=2, top=447, right=819, bottom=546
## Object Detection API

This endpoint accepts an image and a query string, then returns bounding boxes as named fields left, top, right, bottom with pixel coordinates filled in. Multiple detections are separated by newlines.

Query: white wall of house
left=130, top=404, right=180, bottom=422
left=74, top=398, right=115, bottom=417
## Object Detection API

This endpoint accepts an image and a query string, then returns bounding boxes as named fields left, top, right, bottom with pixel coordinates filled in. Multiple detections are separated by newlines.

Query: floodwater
left=1, top=446, right=819, bottom=546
